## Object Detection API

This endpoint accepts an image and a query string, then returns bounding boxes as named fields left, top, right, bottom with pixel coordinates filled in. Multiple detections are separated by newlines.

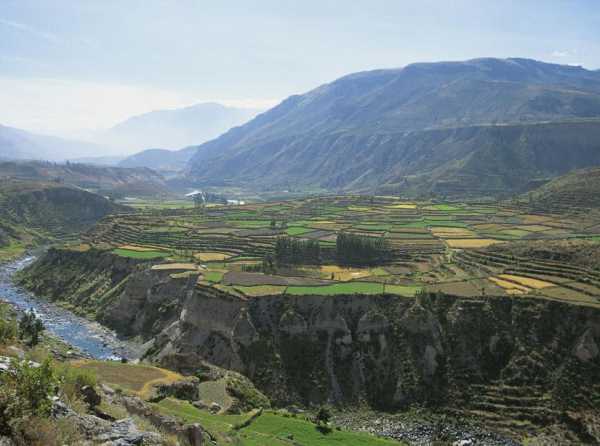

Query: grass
left=445, top=239, right=504, bottom=249
left=287, top=282, right=384, bottom=295
left=234, top=285, right=287, bottom=296
left=244, top=411, right=402, bottom=445
left=154, top=399, right=403, bottom=446
left=70, top=360, right=183, bottom=399
left=286, top=226, right=313, bottom=236
left=320, top=265, right=372, bottom=281
left=112, top=248, right=169, bottom=259
left=204, top=270, right=225, bottom=283
left=384, top=284, right=422, bottom=297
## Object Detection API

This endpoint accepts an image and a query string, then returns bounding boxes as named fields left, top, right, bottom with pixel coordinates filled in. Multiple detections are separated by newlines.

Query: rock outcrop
left=19, top=248, right=600, bottom=441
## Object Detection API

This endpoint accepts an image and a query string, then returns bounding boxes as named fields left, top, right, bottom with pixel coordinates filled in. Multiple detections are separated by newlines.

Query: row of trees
left=336, top=232, right=390, bottom=266
left=271, top=232, right=391, bottom=267
left=275, top=237, right=321, bottom=265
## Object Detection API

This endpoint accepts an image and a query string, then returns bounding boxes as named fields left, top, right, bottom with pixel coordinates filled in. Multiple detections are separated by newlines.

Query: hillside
left=0, top=179, right=128, bottom=258
left=0, top=123, right=111, bottom=162
left=118, top=146, right=198, bottom=172
left=96, top=102, right=261, bottom=152
left=186, top=58, right=600, bottom=196
left=0, top=160, right=173, bottom=198
left=524, top=166, right=600, bottom=209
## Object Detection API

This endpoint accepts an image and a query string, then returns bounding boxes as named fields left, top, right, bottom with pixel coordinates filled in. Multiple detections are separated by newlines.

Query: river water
left=0, top=255, right=139, bottom=360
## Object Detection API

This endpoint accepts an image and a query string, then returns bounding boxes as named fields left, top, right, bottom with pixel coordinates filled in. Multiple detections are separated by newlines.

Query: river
left=0, top=255, right=139, bottom=360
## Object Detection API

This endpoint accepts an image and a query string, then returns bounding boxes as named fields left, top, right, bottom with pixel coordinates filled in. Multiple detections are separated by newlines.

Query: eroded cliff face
left=19, top=249, right=600, bottom=439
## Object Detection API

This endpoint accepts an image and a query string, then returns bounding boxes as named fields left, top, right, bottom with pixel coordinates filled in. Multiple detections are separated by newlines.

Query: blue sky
left=1, top=0, right=599, bottom=136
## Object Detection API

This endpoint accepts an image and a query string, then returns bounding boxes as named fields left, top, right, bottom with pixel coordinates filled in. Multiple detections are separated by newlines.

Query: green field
left=76, top=194, right=600, bottom=304
left=155, top=398, right=403, bottom=446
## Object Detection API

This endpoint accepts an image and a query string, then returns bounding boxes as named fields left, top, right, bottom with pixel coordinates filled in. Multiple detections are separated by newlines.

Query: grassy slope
left=155, top=398, right=403, bottom=446
left=525, top=166, right=600, bottom=208
left=0, top=179, right=129, bottom=259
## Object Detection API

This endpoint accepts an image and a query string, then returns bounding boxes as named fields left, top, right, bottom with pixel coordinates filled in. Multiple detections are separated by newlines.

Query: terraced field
left=80, top=195, right=600, bottom=305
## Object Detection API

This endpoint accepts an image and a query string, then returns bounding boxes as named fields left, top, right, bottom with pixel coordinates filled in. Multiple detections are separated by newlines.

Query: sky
left=1, top=0, right=599, bottom=138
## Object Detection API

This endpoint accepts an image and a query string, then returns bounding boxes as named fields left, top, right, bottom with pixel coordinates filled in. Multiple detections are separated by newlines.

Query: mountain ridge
left=185, top=57, right=600, bottom=196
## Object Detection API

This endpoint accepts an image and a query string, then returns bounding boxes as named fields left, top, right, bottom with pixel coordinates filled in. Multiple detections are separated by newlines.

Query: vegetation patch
left=445, top=239, right=504, bottom=249
left=112, top=248, right=169, bottom=259
left=70, top=360, right=183, bottom=399
left=195, top=252, right=233, bottom=261
left=287, top=282, right=384, bottom=295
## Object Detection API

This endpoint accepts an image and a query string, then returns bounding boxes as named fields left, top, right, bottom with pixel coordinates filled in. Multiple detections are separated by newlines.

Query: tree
left=336, top=232, right=390, bottom=266
left=315, top=405, right=331, bottom=424
left=275, top=236, right=320, bottom=265
left=19, top=310, right=44, bottom=346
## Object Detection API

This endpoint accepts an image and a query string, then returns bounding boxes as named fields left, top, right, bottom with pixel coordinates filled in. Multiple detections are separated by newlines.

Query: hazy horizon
left=1, top=0, right=599, bottom=143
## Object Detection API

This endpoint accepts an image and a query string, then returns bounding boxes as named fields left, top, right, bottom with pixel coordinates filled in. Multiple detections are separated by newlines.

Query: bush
left=54, top=363, right=97, bottom=405
left=18, top=310, right=45, bottom=346
left=11, top=416, right=82, bottom=446
left=0, top=357, right=58, bottom=430
left=0, top=304, right=17, bottom=343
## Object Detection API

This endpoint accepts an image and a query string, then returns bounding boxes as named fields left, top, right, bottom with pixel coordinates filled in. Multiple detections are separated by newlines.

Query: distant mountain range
left=0, top=124, right=110, bottom=162
left=95, top=102, right=262, bottom=152
left=184, top=58, right=600, bottom=197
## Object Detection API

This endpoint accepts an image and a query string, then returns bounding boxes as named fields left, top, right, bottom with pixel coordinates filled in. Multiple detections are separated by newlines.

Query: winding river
left=0, top=255, right=139, bottom=360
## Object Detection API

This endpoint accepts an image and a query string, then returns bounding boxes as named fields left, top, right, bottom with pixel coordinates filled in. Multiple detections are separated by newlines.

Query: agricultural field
left=79, top=195, right=600, bottom=306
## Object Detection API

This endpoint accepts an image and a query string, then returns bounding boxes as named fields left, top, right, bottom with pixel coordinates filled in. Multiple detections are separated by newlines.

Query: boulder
left=209, top=402, right=222, bottom=414
left=81, top=385, right=102, bottom=408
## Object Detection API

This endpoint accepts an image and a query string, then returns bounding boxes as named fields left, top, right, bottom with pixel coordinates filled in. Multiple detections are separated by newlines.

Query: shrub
left=0, top=304, right=17, bottom=343
left=0, top=357, right=58, bottom=428
left=18, top=310, right=45, bottom=346
left=54, top=363, right=97, bottom=405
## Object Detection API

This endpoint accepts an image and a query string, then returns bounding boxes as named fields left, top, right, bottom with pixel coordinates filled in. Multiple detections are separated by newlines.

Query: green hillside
left=0, top=179, right=128, bottom=259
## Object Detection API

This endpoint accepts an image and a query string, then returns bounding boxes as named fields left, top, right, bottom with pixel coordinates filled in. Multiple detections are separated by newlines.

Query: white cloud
left=551, top=49, right=578, bottom=59
left=0, top=18, right=60, bottom=43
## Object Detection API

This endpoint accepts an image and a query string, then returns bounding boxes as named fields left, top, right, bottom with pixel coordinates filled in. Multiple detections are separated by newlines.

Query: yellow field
left=488, top=277, right=530, bottom=295
left=118, top=244, right=161, bottom=252
left=515, top=225, right=552, bottom=232
left=71, top=360, right=183, bottom=399
left=521, top=215, right=553, bottom=224
left=151, top=263, right=198, bottom=271
left=472, top=224, right=506, bottom=231
left=431, top=227, right=477, bottom=238
left=194, top=252, right=232, bottom=261
left=348, top=206, right=372, bottom=212
left=385, top=203, right=417, bottom=209
left=445, top=239, right=503, bottom=248
left=320, top=265, right=371, bottom=281
left=498, top=274, right=555, bottom=289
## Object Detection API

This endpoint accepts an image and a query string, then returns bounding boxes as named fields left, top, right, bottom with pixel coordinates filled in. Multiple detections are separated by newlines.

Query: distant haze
left=1, top=1, right=598, bottom=146
left=92, top=102, right=263, bottom=153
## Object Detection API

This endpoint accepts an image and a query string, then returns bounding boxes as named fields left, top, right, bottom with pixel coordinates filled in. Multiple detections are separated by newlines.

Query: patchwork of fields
left=79, top=195, right=600, bottom=306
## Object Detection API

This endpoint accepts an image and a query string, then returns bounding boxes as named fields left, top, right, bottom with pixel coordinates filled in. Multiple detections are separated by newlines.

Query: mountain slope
left=0, top=160, right=172, bottom=198
left=97, top=102, right=261, bottom=152
left=186, top=58, right=600, bottom=196
left=525, top=166, right=600, bottom=209
left=118, top=146, right=197, bottom=172
left=0, top=179, right=129, bottom=257
left=0, top=124, right=111, bottom=162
